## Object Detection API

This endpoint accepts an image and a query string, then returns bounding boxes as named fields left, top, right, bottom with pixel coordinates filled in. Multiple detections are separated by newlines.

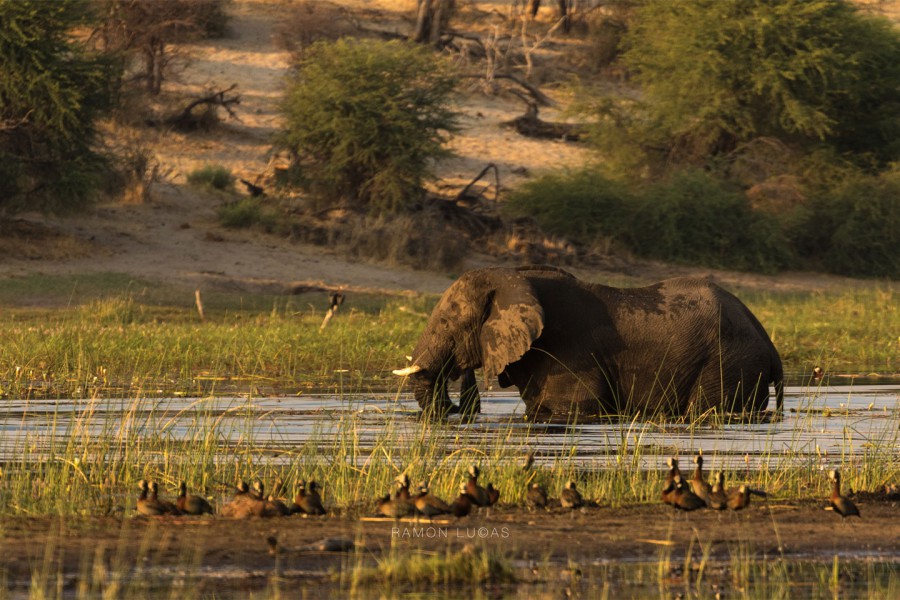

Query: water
left=1, top=383, right=897, bottom=470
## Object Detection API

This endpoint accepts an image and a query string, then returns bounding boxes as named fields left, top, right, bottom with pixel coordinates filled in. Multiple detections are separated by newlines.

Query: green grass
left=186, top=164, right=234, bottom=191
left=0, top=272, right=897, bottom=519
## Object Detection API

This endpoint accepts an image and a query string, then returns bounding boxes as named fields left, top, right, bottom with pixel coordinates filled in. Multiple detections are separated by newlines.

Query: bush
left=187, top=164, right=234, bottom=191
left=600, top=0, right=900, bottom=167
left=505, top=169, right=631, bottom=244
left=217, top=197, right=281, bottom=232
left=278, top=39, right=461, bottom=214
left=507, top=168, right=790, bottom=273
left=812, top=170, right=900, bottom=278
left=629, top=171, right=790, bottom=272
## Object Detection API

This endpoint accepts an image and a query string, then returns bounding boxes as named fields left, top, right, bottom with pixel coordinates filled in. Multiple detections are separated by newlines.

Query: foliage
left=279, top=39, right=461, bottom=214
left=810, top=168, right=900, bottom=278
left=507, top=168, right=789, bottom=272
left=600, top=0, right=900, bottom=168
left=187, top=163, right=234, bottom=191
left=0, top=0, right=119, bottom=215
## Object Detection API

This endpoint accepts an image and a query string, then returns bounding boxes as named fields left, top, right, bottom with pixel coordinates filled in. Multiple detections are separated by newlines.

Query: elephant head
left=393, top=268, right=545, bottom=416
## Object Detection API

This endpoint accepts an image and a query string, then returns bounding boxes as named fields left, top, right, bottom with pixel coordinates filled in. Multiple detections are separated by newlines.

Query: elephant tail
left=772, top=359, right=784, bottom=415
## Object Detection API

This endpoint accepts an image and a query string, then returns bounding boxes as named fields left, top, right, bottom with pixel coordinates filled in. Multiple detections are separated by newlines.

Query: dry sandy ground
left=0, top=0, right=884, bottom=300
left=3, top=502, right=898, bottom=596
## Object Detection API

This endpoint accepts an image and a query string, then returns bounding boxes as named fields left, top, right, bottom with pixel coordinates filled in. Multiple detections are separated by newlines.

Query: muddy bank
left=3, top=502, right=898, bottom=596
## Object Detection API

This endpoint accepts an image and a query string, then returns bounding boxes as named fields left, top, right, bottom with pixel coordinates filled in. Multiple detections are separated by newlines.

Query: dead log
left=500, top=101, right=581, bottom=141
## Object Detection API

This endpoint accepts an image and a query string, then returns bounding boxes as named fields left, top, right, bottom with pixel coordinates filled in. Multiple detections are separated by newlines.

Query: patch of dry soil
left=2, top=502, right=898, bottom=595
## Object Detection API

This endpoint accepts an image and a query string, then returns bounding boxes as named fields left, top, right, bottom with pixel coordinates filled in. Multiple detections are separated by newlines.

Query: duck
left=726, top=483, right=767, bottom=511
left=176, top=481, right=214, bottom=515
left=829, top=469, right=860, bottom=518
left=220, top=480, right=268, bottom=519
left=560, top=480, right=584, bottom=509
left=294, top=480, right=327, bottom=515
left=136, top=479, right=169, bottom=516
left=148, top=481, right=181, bottom=515
left=377, top=493, right=415, bottom=519
left=689, top=451, right=711, bottom=506
left=706, top=472, right=728, bottom=510
left=670, top=475, right=705, bottom=511
left=486, top=483, right=500, bottom=507
left=395, top=474, right=412, bottom=501
left=526, top=482, right=548, bottom=509
left=450, top=484, right=474, bottom=518
left=413, top=484, right=452, bottom=518
left=661, top=457, right=682, bottom=506
left=465, top=465, right=490, bottom=507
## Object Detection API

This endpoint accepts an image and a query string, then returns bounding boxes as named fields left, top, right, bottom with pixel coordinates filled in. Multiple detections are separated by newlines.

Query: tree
left=617, top=0, right=900, bottom=166
left=95, top=0, right=229, bottom=95
left=279, top=39, right=461, bottom=214
left=0, top=0, right=119, bottom=215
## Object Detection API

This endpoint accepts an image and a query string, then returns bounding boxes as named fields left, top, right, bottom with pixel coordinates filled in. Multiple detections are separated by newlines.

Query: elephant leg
left=458, top=368, right=481, bottom=417
left=419, top=369, right=459, bottom=420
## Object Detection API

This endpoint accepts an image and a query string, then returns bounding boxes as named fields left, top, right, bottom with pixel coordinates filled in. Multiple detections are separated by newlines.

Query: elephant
left=393, top=265, right=783, bottom=422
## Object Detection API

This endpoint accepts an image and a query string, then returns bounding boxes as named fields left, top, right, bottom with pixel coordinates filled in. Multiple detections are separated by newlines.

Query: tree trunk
left=413, top=0, right=432, bottom=43
left=527, top=0, right=541, bottom=18
left=413, top=0, right=455, bottom=45
left=557, top=0, right=570, bottom=33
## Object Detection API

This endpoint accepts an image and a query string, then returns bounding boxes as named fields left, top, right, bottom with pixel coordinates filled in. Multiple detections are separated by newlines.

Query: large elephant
left=394, top=265, right=783, bottom=422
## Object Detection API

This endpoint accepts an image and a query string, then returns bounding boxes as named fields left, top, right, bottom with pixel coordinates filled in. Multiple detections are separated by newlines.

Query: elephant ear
left=479, top=272, right=544, bottom=378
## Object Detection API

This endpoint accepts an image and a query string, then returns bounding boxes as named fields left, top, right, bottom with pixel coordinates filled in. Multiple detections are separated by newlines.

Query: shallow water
left=1, top=383, right=897, bottom=470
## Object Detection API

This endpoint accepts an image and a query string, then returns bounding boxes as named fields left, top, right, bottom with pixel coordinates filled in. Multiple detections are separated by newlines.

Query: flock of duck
left=662, top=451, right=860, bottom=518
left=135, top=453, right=860, bottom=520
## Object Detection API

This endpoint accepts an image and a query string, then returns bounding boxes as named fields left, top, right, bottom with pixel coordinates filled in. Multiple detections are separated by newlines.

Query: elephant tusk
left=392, top=365, right=422, bottom=376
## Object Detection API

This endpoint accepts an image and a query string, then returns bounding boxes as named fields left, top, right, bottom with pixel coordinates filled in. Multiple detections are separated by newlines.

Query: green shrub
left=507, top=168, right=790, bottom=273
left=505, top=169, right=631, bottom=243
left=278, top=39, right=461, bottom=214
left=217, top=197, right=281, bottom=230
left=187, top=164, right=234, bottom=190
left=594, top=0, right=900, bottom=168
left=629, top=171, right=791, bottom=272
left=813, top=170, right=900, bottom=278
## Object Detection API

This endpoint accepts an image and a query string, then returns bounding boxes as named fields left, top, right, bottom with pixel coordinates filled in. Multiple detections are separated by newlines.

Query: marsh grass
left=341, top=541, right=515, bottom=594
left=0, top=273, right=897, bottom=517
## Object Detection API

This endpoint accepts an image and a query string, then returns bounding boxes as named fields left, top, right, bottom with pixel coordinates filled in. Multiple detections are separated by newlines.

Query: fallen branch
left=455, top=163, right=500, bottom=204
left=165, top=84, right=240, bottom=130
left=500, top=101, right=581, bottom=141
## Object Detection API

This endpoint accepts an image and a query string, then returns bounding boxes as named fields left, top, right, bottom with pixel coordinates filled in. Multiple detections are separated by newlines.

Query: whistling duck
left=295, top=480, right=327, bottom=515
left=466, top=465, right=490, bottom=507
left=136, top=479, right=168, bottom=516
left=560, top=480, right=584, bottom=509
left=706, top=472, right=728, bottom=510
left=413, top=484, right=452, bottom=518
left=176, top=481, right=214, bottom=515
left=813, top=366, right=825, bottom=382
left=486, top=483, right=500, bottom=507
left=829, top=470, right=860, bottom=518
left=661, top=457, right=682, bottom=505
left=450, top=483, right=474, bottom=518
left=526, top=482, right=548, bottom=509
left=395, top=474, right=412, bottom=501
left=148, top=481, right=181, bottom=515
left=689, top=451, right=711, bottom=506
left=377, top=493, right=415, bottom=519
left=726, top=483, right=767, bottom=511
left=671, top=475, right=705, bottom=511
